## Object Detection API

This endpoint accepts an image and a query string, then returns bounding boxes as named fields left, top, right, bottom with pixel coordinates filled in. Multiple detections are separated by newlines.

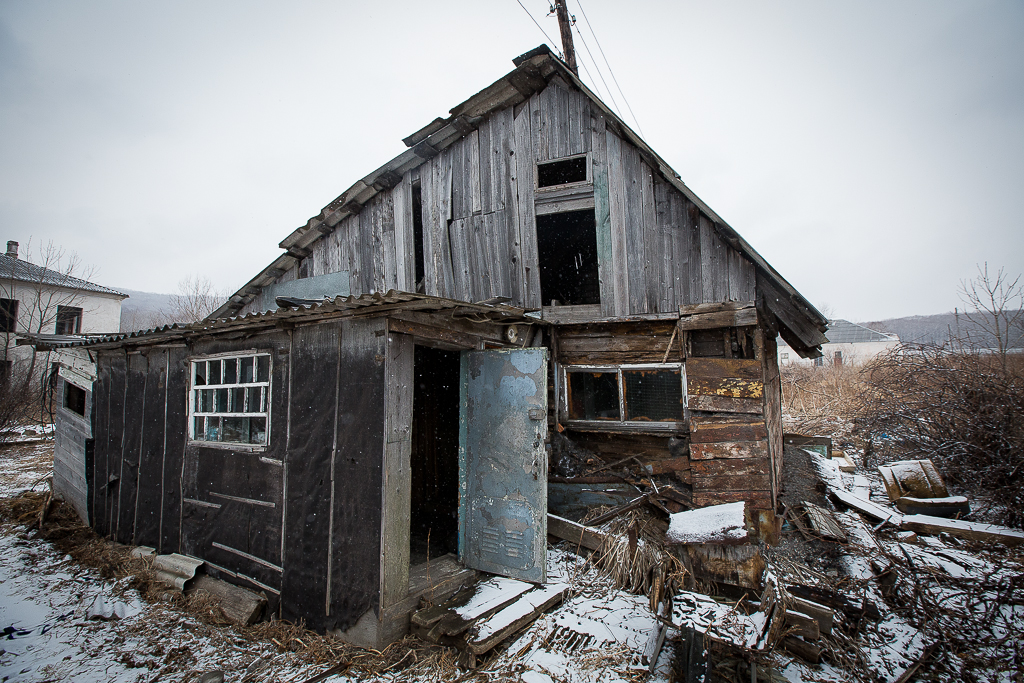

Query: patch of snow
left=666, top=501, right=747, bottom=544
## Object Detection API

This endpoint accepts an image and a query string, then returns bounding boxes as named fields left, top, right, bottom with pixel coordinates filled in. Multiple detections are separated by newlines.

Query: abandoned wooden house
left=49, top=45, right=827, bottom=646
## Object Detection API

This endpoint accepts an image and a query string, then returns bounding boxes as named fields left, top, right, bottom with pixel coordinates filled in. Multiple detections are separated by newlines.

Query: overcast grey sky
left=1, top=1, right=1021, bottom=321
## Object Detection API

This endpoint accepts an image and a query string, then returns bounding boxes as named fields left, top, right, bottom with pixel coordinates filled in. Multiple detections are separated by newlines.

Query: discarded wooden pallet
left=411, top=575, right=569, bottom=661
left=802, top=501, right=848, bottom=542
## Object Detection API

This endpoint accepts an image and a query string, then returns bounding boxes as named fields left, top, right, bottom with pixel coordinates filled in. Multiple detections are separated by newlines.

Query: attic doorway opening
left=536, top=209, right=600, bottom=307
left=410, top=345, right=460, bottom=566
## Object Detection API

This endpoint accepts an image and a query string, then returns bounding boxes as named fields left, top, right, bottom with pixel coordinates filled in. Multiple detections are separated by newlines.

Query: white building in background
left=0, top=240, right=126, bottom=379
left=778, top=319, right=899, bottom=368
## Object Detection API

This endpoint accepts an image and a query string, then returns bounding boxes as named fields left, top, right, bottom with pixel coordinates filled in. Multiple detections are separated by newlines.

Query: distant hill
left=116, top=288, right=176, bottom=332
left=862, top=311, right=1024, bottom=349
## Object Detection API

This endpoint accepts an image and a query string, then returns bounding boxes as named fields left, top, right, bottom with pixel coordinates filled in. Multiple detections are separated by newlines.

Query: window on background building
left=0, top=299, right=18, bottom=333
left=814, top=357, right=824, bottom=367
left=834, top=350, right=843, bottom=367
left=563, top=364, right=685, bottom=427
left=781, top=353, right=789, bottom=360
left=55, top=306, right=82, bottom=335
left=190, top=354, right=271, bottom=445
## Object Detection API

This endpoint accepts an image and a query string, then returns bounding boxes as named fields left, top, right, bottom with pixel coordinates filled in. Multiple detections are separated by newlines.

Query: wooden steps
left=411, top=575, right=570, bottom=664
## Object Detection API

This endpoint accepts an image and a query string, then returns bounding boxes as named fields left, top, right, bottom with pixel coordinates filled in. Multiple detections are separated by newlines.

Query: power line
left=571, top=21, right=619, bottom=115
left=574, top=0, right=645, bottom=139
left=514, top=0, right=562, bottom=59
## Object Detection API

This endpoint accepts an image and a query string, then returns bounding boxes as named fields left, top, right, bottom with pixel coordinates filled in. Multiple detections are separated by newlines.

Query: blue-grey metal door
left=459, top=348, right=548, bottom=583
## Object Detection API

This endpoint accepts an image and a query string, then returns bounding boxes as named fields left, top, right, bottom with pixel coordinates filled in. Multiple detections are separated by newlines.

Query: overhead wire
left=570, top=19, right=618, bottom=115
left=514, top=0, right=563, bottom=59
left=573, top=0, right=646, bottom=139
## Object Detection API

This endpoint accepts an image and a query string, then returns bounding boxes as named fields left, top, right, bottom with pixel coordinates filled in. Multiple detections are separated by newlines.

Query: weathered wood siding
left=244, top=77, right=756, bottom=318
left=54, top=378, right=92, bottom=524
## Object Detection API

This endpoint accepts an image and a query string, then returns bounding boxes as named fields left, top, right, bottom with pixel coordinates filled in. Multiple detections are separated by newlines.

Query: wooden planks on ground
left=465, top=582, right=570, bottom=654
left=899, top=515, right=1024, bottom=547
left=829, top=488, right=903, bottom=526
left=802, top=502, right=848, bottom=542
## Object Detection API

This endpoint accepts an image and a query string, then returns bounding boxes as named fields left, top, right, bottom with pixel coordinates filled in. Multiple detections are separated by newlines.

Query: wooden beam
left=547, top=514, right=609, bottom=552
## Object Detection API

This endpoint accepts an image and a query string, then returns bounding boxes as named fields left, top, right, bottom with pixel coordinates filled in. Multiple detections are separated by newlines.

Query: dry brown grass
left=0, top=492, right=473, bottom=681
left=781, top=360, right=866, bottom=441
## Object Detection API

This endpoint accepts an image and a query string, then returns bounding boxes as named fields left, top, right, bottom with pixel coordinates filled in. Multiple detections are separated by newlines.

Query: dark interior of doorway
left=536, top=209, right=600, bottom=306
left=410, top=345, right=460, bottom=566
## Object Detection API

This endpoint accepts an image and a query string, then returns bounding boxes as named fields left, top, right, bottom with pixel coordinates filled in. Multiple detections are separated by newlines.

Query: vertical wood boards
left=761, top=331, right=782, bottom=507
left=282, top=322, right=343, bottom=629
left=393, top=174, right=415, bottom=292
left=605, top=130, right=630, bottom=316
left=53, top=385, right=91, bottom=524
left=105, top=353, right=127, bottom=540
left=90, top=356, right=110, bottom=535
left=421, top=150, right=456, bottom=298
left=380, top=330, right=413, bottom=609
left=640, top=160, right=659, bottom=312
left=621, top=142, right=649, bottom=314
left=591, top=112, right=615, bottom=317
left=134, top=348, right=168, bottom=548
left=328, top=318, right=386, bottom=632
left=513, top=98, right=540, bottom=308
left=161, top=346, right=189, bottom=555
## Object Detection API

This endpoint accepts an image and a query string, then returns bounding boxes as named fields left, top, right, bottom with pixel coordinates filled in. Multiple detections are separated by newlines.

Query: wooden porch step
left=412, top=575, right=571, bottom=662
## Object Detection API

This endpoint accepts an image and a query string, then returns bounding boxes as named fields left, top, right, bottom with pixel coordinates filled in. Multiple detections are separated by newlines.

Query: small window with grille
left=189, top=353, right=271, bottom=446
left=563, top=364, right=685, bottom=429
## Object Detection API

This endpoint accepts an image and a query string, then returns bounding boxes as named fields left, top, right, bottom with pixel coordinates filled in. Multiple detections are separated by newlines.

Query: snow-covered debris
left=666, top=501, right=747, bottom=544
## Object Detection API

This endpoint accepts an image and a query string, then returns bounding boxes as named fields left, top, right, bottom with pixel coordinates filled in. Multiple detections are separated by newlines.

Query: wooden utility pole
left=553, top=2, right=579, bottom=77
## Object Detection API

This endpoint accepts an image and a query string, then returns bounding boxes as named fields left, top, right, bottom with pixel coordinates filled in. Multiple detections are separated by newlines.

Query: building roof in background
left=0, top=253, right=127, bottom=298
left=825, top=319, right=899, bottom=344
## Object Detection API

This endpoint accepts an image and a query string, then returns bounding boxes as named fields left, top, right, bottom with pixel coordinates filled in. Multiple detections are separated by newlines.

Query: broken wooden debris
left=899, top=514, right=1024, bottom=547
left=412, top=576, right=533, bottom=643
left=893, top=495, right=970, bottom=518
left=781, top=635, right=821, bottom=664
left=829, top=487, right=903, bottom=526
left=464, top=582, right=569, bottom=654
left=784, top=609, right=819, bottom=641
left=546, top=513, right=610, bottom=552
left=832, top=451, right=856, bottom=473
left=801, top=501, right=848, bottom=542
left=185, top=575, right=266, bottom=626
left=788, top=596, right=833, bottom=637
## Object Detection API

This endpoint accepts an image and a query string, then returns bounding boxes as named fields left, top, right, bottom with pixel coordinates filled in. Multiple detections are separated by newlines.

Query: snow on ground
left=666, top=501, right=747, bottom=544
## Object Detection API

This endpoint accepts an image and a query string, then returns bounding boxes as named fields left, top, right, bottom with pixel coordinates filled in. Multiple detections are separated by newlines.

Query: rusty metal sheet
left=459, top=349, right=548, bottom=583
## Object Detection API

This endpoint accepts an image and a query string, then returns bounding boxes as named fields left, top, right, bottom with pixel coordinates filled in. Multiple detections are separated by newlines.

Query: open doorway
left=536, top=209, right=600, bottom=306
left=410, top=345, right=461, bottom=566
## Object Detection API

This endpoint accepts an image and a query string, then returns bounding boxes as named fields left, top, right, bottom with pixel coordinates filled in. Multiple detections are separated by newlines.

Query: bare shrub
left=781, top=358, right=866, bottom=437
left=856, top=344, right=1024, bottom=528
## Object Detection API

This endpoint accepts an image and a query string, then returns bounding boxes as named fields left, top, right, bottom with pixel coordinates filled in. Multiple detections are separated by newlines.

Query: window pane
left=194, top=417, right=204, bottom=439
left=568, top=372, right=620, bottom=420
left=623, top=370, right=682, bottom=422
left=208, top=360, right=222, bottom=385
left=231, top=387, right=245, bottom=412
left=256, top=355, right=269, bottom=383
left=202, top=389, right=215, bottom=412
left=215, top=388, right=228, bottom=412
left=249, top=417, right=267, bottom=444
left=205, top=417, right=221, bottom=441
left=240, top=357, right=254, bottom=383
left=246, top=386, right=261, bottom=413
left=194, top=363, right=206, bottom=386
left=222, top=417, right=247, bottom=442
left=224, top=358, right=237, bottom=384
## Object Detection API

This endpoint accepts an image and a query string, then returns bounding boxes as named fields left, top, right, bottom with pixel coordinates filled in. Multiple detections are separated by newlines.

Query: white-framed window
left=189, top=352, right=271, bottom=446
left=560, top=363, right=685, bottom=430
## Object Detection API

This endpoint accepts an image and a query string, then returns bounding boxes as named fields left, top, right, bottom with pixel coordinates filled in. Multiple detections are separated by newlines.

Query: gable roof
left=0, top=253, right=126, bottom=298
left=213, top=45, right=827, bottom=356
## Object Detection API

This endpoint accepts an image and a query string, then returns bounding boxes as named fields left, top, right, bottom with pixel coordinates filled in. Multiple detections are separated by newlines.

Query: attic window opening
left=537, top=156, right=588, bottom=188
left=564, top=364, right=684, bottom=427
left=64, top=382, right=86, bottom=417
left=55, top=306, right=82, bottom=335
left=536, top=209, right=600, bottom=306
left=189, top=353, right=271, bottom=446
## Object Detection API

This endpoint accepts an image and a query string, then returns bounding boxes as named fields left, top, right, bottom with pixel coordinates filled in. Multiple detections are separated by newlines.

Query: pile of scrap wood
left=877, top=458, right=970, bottom=517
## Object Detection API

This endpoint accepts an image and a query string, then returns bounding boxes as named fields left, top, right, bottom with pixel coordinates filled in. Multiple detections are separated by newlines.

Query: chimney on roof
left=6, top=241, right=18, bottom=259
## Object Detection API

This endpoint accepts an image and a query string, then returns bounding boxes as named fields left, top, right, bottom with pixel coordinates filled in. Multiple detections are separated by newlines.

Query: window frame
left=535, top=153, right=592, bottom=192
left=0, top=298, right=18, bottom=334
left=188, top=350, right=272, bottom=450
left=55, top=305, right=82, bottom=335
left=559, top=362, right=687, bottom=433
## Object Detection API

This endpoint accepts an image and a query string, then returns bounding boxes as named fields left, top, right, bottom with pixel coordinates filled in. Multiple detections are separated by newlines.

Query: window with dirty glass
left=0, top=299, right=18, bottom=333
left=537, top=155, right=588, bottom=188
left=55, top=306, right=82, bottom=335
left=189, top=353, right=271, bottom=445
left=564, top=364, right=684, bottom=426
